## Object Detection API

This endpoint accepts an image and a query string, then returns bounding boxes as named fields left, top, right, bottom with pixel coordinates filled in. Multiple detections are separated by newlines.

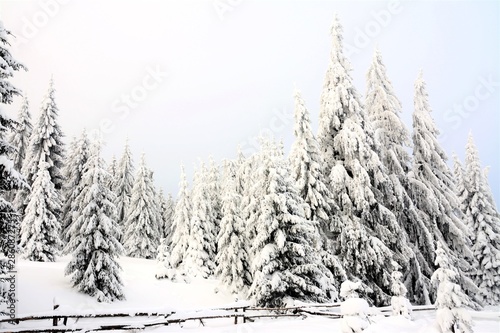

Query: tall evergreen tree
left=215, top=159, right=251, bottom=293
left=460, top=134, right=500, bottom=305
left=61, top=130, right=90, bottom=245
left=0, top=21, right=28, bottom=315
left=123, top=155, right=161, bottom=259
left=453, top=153, right=467, bottom=209
left=114, top=140, right=134, bottom=239
left=365, top=48, right=434, bottom=303
left=65, top=141, right=124, bottom=302
left=107, top=154, right=117, bottom=189
left=170, top=166, right=192, bottom=268
left=9, top=95, right=32, bottom=173
left=207, top=157, right=222, bottom=248
left=316, top=14, right=409, bottom=305
left=19, top=158, right=62, bottom=261
left=247, top=139, right=335, bottom=307
left=411, top=71, right=480, bottom=306
left=482, top=167, right=499, bottom=213
left=158, top=189, right=174, bottom=243
left=184, top=162, right=217, bottom=278
left=288, top=89, right=345, bottom=292
left=15, top=77, right=65, bottom=216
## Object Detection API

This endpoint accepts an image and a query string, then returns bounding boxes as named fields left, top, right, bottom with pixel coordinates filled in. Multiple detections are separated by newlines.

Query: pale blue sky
left=1, top=0, right=499, bottom=205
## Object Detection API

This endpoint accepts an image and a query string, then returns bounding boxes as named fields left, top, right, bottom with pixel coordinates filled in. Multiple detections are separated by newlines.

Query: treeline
left=0, top=14, right=498, bottom=310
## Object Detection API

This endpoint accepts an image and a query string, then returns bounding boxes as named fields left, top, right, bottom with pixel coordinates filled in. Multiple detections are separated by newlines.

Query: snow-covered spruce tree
left=482, top=167, right=499, bottom=213
left=206, top=157, right=222, bottom=249
left=247, top=138, right=334, bottom=307
left=158, top=189, right=174, bottom=242
left=432, top=243, right=473, bottom=333
left=0, top=21, right=28, bottom=314
left=391, top=269, right=412, bottom=319
left=155, top=238, right=174, bottom=280
left=9, top=95, right=32, bottom=174
left=316, top=14, right=409, bottom=305
left=411, top=71, right=480, bottom=307
left=170, top=166, right=192, bottom=268
left=340, top=280, right=370, bottom=333
left=288, top=89, right=345, bottom=294
left=461, top=134, right=500, bottom=305
left=215, top=159, right=251, bottom=294
left=65, top=140, right=124, bottom=303
left=61, top=129, right=90, bottom=246
left=123, top=155, right=160, bottom=259
left=238, top=149, right=258, bottom=242
left=184, top=162, right=217, bottom=278
left=233, top=148, right=259, bottom=282
left=149, top=169, right=164, bottom=241
left=453, top=153, right=467, bottom=207
left=365, top=48, right=434, bottom=303
left=20, top=158, right=62, bottom=261
left=15, top=77, right=65, bottom=217
left=107, top=154, right=117, bottom=189
left=113, top=140, right=134, bottom=240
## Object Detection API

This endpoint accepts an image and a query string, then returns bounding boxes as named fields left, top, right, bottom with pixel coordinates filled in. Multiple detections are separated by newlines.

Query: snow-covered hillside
left=12, top=256, right=500, bottom=333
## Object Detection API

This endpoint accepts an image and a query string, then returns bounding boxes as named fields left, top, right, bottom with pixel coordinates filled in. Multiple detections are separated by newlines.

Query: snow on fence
left=0, top=303, right=437, bottom=332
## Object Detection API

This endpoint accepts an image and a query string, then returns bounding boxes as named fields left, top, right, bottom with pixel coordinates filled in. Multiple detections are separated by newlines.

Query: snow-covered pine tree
left=453, top=153, right=467, bottom=206
left=206, top=157, right=222, bottom=249
left=149, top=169, right=163, bottom=243
left=432, top=243, right=474, bottom=333
left=15, top=77, right=65, bottom=217
left=170, top=165, right=191, bottom=269
left=411, top=71, right=480, bottom=307
left=215, top=159, right=251, bottom=294
left=60, top=129, right=90, bottom=246
left=19, top=158, right=62, bottom=262
left=0, top=21, right=29, bottom=314
left=122, top=154, right=160, bottom=259
left=158, top=189, right=174, bottom=243
left=113, top=140, right=134, bottom=240
left=339, top=280, right=370, bottom=333
left=107, top=154, right=117, bottom=189
left=235, top=146, right=251, bottom=198
left=365, top=48, right=434, bottom=303
left=391, top=269, right=412, bottom=319
left=9, top=95, right=32, bottom=174
left=288, top=89, right=345, bottom=294
left=155, top=238, right=173, bottom=280
left=238, top=149, right=258, bottom=247
left=184, top=162, right=217, bottom=278
left=247, top=138, right=335, bottom=307
left=64, top=140, right=124, bottom=302
left=316, top=14, right=409, bottom=305
left=482, top=167, right=499, bottom=213
left=461, top=134, right=500, bottom=305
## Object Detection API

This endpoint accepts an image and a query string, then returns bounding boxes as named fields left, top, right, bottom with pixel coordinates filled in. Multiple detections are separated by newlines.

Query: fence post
left=234, top=308, right=238, bottom=325
left=243, top=307, right=246, bottom=323
left=53, top=302, right=59, bottom=328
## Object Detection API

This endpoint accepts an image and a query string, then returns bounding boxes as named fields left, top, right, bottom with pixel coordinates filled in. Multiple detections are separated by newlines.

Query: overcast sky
left=1, top=0, right=499, bottom=205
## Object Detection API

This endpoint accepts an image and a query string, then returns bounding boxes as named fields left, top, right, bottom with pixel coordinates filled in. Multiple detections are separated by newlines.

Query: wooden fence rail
left=0, top=303, right=438, bottom=333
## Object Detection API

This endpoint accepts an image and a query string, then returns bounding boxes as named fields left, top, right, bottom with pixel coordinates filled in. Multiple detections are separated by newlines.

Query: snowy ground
left=8, top=256, right=500, bottom=332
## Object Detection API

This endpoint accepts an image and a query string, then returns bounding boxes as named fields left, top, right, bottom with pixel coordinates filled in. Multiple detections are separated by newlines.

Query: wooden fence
left=0, top=303, right=437, bottom=333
